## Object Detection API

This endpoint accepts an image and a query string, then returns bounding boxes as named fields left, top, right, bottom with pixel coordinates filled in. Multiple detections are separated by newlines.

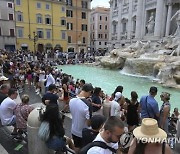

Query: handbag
left=38, top=121, right=50, bottom=141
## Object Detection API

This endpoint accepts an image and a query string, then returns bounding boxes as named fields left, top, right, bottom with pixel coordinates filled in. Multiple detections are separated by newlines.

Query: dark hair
left=80, top=79, right=85, bottom=84
left=0, top=84, right=9, bottom=90
left=48, top=84, right=56, bottom=91
left=8, top=88, right=17, bottom=96
left=104, top=116, right=124, bottom=132
left=93, top=87, right=101, bottom=96
left=42, top=104, right=65, bottom=138
left=133, top=140, right=147, bottom=154
left=149, top=86, right=157, bottom=95
left=91, top=115, right=106, bottom=130
left=112, top=86, right=123, bottom=98
left=131, top=91, right=138, bottom=102
left=82, top=83, right=93, bottom=92
left=62, top=76, right=69, bottom=84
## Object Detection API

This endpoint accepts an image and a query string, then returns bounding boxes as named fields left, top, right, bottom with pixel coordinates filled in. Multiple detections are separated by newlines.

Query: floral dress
left=14, top=103, right=34, bottom=129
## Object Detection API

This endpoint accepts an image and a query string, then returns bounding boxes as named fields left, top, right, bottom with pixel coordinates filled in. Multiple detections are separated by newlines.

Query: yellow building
left=15, top=0, right=67, bottom=52
left=66, top=0, right=91, bottom=53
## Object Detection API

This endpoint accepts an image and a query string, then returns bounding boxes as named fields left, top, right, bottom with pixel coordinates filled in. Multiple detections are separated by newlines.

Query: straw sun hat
left=133, top=118, right=167, bottom=143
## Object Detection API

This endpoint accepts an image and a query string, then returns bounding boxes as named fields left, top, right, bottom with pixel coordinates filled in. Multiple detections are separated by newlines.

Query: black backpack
left=78, top=141, right=117, bottom=154
left=80, top=98, right=93, bottom=119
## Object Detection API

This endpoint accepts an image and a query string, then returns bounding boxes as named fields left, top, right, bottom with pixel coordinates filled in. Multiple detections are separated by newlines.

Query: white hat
left=0, top=76, right=8, bottom=81
left=133, top=118, right=167, bottom=143
left=114, top=92, right=122, bottom=101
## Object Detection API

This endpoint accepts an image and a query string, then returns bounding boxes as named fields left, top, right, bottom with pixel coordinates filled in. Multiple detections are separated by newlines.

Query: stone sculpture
left=171, top=9, right=180, bottom=37
left=146, top=12, right=155, bottom=34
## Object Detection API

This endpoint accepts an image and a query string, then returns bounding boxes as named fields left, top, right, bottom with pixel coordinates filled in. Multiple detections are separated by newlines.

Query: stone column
left=154, top=0, right=164, bottom=38
left=109, top=0, right=113, bottom=50
left=117, top=0, right=122, bottom=46
left=127, top=0, right=133, bottom=40
left=135, top=0, right=143, bottom=39
left=165, top=4, right=172, bottom=36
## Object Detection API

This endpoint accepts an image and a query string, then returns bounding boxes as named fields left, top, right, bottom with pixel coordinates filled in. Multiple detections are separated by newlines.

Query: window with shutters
left=9, top=14, right=13, bottom=20
left=82, top=12, right=86, bottom=19
left=67, top=23, right=73, bottom=30
left=10, top=29, right=15, bottom=37
left=8, top=3, right=13, bottom=8
left=81, top=24, right=87, bottom=31
left=45, top=15, right=51, bottom=24
left=66, top=10, right=73, bottom=17
left=61, top=18, right=66, bottom=26
left=37, top=29, right=44, bottom=38
left=68, top=36, right=71, bottom=43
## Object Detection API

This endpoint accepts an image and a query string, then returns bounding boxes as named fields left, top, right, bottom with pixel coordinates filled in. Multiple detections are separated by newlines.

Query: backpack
left=80, top=98, right=93, bottom=119
left=78, top=141, right=117, bottom=154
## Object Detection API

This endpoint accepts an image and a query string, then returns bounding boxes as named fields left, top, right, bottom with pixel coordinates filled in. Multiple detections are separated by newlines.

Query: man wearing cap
left=140, top=86, right=159, bottom=120
left=110, top=92, right=122, bottom=117
left=69, top=83, right=93, bottom=151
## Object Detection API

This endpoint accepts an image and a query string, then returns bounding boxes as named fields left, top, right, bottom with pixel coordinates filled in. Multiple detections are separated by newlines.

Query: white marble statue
left=146, top=12, right=155, bottom=34
left=171, top=9, right=180, bottom=37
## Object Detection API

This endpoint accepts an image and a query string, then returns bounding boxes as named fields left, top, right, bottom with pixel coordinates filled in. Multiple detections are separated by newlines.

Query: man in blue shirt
left=140, top=86, right=159, bottom=119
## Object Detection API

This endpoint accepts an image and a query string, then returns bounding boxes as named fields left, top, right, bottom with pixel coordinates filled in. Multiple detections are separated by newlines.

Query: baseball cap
left=114, top=92, right=122, bottom=101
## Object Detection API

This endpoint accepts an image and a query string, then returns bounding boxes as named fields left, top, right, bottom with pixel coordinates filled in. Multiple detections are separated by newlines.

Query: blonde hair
left=22, top=94, right=29, bottom=104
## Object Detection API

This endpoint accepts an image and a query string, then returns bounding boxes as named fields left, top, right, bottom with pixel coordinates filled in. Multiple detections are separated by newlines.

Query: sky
left=91, top=0, right=110, bottom=8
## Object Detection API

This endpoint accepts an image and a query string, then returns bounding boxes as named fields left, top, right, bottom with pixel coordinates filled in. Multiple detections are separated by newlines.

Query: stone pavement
left=0, top=84, right=72, bottom=154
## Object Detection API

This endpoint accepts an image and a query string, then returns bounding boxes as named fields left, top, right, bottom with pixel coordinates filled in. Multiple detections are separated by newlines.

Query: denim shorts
left=46, top=136, right=66, bottom=151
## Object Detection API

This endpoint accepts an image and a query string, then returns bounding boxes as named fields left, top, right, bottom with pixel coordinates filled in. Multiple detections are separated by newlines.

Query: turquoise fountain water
left=58, top=65, right=180, bottom=112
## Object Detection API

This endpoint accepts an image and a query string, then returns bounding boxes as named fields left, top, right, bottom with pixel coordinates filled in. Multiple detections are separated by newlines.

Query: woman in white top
left=110, top=92, right=122, bottom=117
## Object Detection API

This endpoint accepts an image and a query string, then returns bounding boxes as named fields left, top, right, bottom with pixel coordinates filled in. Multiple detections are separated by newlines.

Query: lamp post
left=28, top=31, right=38, bottom=52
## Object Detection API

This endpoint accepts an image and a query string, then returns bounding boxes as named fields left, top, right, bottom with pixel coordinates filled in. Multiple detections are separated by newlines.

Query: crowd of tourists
left=0, top=49, right=179, bottom=154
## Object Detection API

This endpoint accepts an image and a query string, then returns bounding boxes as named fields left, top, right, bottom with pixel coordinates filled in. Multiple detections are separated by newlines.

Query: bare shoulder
left=165, top=144, right=172, bottom=154
left=128, top=138, right=136, bottom=154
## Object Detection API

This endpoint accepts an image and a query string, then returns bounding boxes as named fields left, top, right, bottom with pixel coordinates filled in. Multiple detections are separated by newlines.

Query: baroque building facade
left=15, top=0, right=67, bottom=52
left=90, top=7, right=110, bottom=52
left=109, top=0, right=180, bottom=49
left=0, top=0, right=16, bottom=51
left=66, top=0, right=91, bottom=53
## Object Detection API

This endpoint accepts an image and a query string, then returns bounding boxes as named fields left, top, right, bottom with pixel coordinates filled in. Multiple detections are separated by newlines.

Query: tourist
left=0, top=84, right=9, bottom=104
left=110, top=85, right=125, bottom=106
left=140, top=86, right=159, bottom=120
left=126, top=91, right=140, bottom=131
left=61, top=76, right=70, bottom=113
left=82, top=115, right=106, bottom=147
left=87, top=116, right=124, bottom=154
left=172, top=107, right=180, bottom=119
left=0, top=88, right=18, bottom=134
left=42, top=104, right=66, bottom=152
left=110, top=92, right=122, bottom=117
left=38, top=69, right=46, bottom=94
left=128, top=118, right=172, bottom=154
left=91, top=87, right=103, bottom=115
left=14, top=94, right=34, bottom=132
left=42, top=84, right=63, bottom=106
left=26, top=67, right=33, bottom=89
left=45, top=68, right=55, bottom=92
left=69, top=83, right=93, bottom=152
